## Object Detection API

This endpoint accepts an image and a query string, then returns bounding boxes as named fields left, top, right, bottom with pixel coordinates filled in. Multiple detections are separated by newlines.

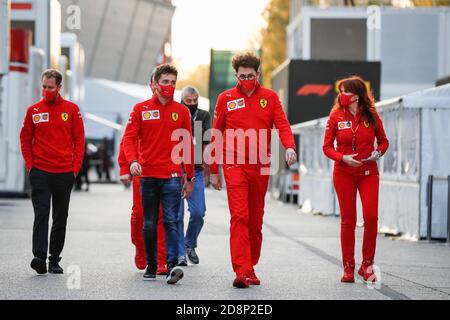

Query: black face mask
left=184, top=103, right=198, bottom=117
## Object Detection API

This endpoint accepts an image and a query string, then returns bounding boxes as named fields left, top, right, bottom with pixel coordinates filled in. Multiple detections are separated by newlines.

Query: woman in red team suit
left=323, top=76, right=389, bottom=283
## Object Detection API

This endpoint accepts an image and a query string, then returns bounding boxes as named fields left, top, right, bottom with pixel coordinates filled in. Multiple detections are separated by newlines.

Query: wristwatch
left=375, top=150, right=382, bottom=160
left=187, top=177, right=196, bottom=183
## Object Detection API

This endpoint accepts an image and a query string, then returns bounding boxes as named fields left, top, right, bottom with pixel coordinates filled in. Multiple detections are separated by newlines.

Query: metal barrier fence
left=426, top=175, right=450, bottom=243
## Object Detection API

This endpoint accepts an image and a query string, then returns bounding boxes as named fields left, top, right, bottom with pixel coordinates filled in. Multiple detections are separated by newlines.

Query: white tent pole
left=84, top=112, right=124, bottom=131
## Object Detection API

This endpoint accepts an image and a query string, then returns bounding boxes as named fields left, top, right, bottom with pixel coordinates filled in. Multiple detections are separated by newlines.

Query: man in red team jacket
left=123, top=64, right=194, bottom=284
left=210, top=52, right=297, bottom=288
left=118, top=69, right=167, bottom=274
left=20, top=69, right=85, bottom=275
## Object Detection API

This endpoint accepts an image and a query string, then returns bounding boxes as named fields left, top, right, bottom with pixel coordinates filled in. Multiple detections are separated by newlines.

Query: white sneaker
left=166, top=266, right=184, bottom=284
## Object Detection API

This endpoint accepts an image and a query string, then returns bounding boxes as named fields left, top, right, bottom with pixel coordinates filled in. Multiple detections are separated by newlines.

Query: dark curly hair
left=232, top=52, right=260, bottom=73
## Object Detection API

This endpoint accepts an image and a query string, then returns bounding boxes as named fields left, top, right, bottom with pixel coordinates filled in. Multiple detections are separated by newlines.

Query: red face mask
left=339, top=92, right=356, bottom=107
left=158, top=84, right=175, bottom=99
left=239, top=79, right=257, bottom=92
left=42, top=89, right=59, bottom=103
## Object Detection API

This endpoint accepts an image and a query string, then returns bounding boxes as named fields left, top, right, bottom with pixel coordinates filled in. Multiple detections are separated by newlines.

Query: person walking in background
left=93, top=146, right=103, bottom=181
left=177, top=86, right=211, bottom=266
left=74, top=143, right=90, bottom=191
left=322, top=75, right=389, bottom=284
left=100, top=137, right=111, bottom=182
left=20, top=69, right=85, bottom=275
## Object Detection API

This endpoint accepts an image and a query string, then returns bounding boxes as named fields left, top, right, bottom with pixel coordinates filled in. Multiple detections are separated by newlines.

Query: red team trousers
left=223, top=165, right=270, bottom=276
left=333, top=167, right=379, bottom=265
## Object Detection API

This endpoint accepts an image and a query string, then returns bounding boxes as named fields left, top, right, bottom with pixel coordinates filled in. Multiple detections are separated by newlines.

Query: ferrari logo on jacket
left=32, top=113, right=49, bottom=124
left=364, top=120, right=370, bottom=128
left=61, top=113, right=69, bottom=122
left=260, top=99, right=268, bottom=109
left=172, top=112, right=179, bottom=121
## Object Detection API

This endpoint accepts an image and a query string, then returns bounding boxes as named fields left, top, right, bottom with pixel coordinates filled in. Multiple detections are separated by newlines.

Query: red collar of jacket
left=150, top=93, right=174, bottom=107
left=343, top=106, right=363, bottom=118
left=40, top=93, right=64, bottom=106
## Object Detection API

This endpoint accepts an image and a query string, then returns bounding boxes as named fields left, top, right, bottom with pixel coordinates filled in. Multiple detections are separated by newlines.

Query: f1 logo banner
left=272, top=60, right=381, bottom=125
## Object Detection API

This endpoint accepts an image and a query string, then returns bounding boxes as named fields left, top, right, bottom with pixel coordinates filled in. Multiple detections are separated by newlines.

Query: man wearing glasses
left=123, top=64, right=194, bottom=284
left=210, top=52, right=297, bottom=288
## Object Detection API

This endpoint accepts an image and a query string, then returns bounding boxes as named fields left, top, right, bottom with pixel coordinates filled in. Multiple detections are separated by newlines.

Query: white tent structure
left=83, top=77, right=210, bottom=140
left=292, top=84, right=450, bottom=240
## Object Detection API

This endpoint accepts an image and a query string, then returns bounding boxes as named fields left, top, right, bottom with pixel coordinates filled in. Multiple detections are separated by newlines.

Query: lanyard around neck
left=192, top=109, right=199, bottom=122
left=346, top=109, right=362, bottom=152
left=346, top=109, right=362, bottom=136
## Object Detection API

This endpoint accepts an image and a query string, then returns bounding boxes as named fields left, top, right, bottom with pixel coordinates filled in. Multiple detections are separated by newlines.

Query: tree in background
left=260, top=0, right=290, bottom=88
left=176, top=64, right=210, bottom=98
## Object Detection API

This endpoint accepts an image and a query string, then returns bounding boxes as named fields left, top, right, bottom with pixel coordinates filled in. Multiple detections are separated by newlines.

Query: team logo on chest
left=338, top=121, right=352, bottom=130
left=364, top=120, right=370, bottom=128
left=61, top=112, right=69, bottom=122
left=142, top=110, right=160, bottom=120
left=260, top=99, right=268, bottom=109
left=32, top=113, right=49, bottom=124
left=227, top=98, right=245, bottom=111
left=172, top=112, right=179, bottom=122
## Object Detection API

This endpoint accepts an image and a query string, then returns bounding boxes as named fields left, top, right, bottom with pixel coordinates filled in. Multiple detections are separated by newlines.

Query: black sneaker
left=48, top=261, right=64, bottom=274
left=187, top=247, right=199, bottom=264
left=177, top=257, right=188, bottom=267
left=143, top=266, right=156, bottom=281
left=166, top=265, right=184, bottom=285
left=30, top=257, right=47, bottom=275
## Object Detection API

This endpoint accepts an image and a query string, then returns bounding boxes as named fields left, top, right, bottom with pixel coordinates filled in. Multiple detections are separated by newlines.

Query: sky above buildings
left=171, top=0, right=271, bottom=77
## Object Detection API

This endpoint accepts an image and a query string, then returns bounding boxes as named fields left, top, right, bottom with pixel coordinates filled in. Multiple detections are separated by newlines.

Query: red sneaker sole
left=157, top=270, right=168, bottom=275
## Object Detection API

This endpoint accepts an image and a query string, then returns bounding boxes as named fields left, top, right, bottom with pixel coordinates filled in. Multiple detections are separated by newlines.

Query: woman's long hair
left=332, top=75, right=377, bottom=127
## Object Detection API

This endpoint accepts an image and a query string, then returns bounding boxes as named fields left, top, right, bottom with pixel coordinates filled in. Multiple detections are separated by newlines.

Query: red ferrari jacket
left=322, top=106, right=389, bottom=171
left=20, top=94, right=85, bottom=174
left=122, top=95, right=194, bottom=179
left=210, top=82, right=296, bottom=174
left=118, top=140, right=130, bottom=176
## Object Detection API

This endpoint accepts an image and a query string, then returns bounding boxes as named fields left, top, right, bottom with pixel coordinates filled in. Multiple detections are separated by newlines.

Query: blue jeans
left=140, top=177, right=182, bottom=270
left=177, top=169, right=206, bottom=258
